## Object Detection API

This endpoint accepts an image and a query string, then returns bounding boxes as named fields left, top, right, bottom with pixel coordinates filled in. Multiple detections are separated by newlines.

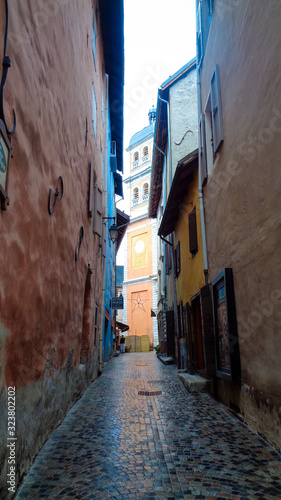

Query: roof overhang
left=158, top=150, right=198, bottom=238
left=116, top=321, right=129, bottom=332
left=116, top=208, right=129, bottom=251
left=148, top=96, right=168, bottom=218
left=100, top=0, right=124, bottom=173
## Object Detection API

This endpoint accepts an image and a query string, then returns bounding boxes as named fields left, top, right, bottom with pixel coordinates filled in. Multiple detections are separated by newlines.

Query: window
left=210, top=65, right=223, bottom=154
left=174, top=241, right=181, bottom=278
left=133, top=152, right=139, bottom=168
left=92, top=83, right=97, bottom=140
left=211, top=268, right=241, bottom=382
left=88, top=156, right=94, bottom=219
left=94, top=185, right=103, bottom=236
left=142, top=146, right=149, bottom=162
left=92, top=4, right=97, bottom=69
left=142, top=182, right=149, bottom=201
left=132, top=187, right=139, bottom=205
left=196, top=0, right=213, bottom=68
left=94, top=305, right=99, bottom=347
left=165, top=244, right=172, bottom=275
left=188, top=207, right=198, bottom=256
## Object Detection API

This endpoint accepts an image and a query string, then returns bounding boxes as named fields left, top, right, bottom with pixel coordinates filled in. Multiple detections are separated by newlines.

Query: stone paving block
left=14, top=352, right=281, bottom=500
left=178, top=372, right=210, bottom=393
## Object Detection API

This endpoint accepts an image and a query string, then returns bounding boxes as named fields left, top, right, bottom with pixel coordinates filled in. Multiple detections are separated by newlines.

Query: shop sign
left=112, top=296, right=124, bottom=310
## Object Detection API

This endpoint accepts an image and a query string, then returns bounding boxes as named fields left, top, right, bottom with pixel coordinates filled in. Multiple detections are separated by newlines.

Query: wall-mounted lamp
left=102, top=216, right=129, bottom=244
left=102, top=216, right=118, bottom=244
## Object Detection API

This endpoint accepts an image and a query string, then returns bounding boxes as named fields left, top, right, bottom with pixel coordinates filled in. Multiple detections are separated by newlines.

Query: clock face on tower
left=134, top=239, right=145, bottom=255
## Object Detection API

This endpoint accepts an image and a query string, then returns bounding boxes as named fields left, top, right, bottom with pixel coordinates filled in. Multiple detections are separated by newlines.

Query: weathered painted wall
left=174, top=169, right=205, bottom=306
left=127, top=222, right=153, bottom=281
left=169, top=69, right=198, bottom=180
left=200, top=0, right=281, bottom=449
left=126, top=281, right=153, bottom=342
left=0, top=0, right=108, bottom=493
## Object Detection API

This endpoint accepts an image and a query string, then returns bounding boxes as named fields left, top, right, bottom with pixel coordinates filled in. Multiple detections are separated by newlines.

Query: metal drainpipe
left=197, top=51, right=209, bottom=284
left=158, top=95, right=179, bottom=342
left=154, top=144, right=168, bottom=314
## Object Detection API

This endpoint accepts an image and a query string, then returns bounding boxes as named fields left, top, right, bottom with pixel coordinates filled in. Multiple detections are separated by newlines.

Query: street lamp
left=109, top=223, right=119, bottom=244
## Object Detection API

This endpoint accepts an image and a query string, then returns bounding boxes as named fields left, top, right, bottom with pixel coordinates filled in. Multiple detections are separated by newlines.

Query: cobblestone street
left=15, top=352, right=281, bottom=499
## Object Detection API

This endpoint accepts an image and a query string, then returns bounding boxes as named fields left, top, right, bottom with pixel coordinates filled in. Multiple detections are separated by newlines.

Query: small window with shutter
left=94, top=185, right=103, bottom=236
left=174, top=241, right=181, bottom=278
left=165, top=244, right=172, bottom=275
left=189, top=207, right=198, bottom=256
left=210, top=65, right=223, bottom=154
left=88, top=157, right=94, bottom=220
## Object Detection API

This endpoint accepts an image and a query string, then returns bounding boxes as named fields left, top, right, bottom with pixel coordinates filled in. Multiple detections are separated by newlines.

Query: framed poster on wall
left=211, top=268, right=241, bottom=382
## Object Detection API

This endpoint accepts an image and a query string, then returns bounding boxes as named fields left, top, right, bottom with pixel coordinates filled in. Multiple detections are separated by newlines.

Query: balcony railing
left=132, top=160, right=139, bottom=168
left=132, top=197, right=139, bottom=206
left=142, top=154, right=149, bottom=163
left=142, top=193, right=149, bottom=201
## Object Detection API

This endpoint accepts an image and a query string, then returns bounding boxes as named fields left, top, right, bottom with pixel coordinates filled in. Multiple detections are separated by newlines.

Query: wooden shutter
left=176, top=241, right=180, bottom=277
left=166, top=244, right=172, bottom=275
left=88, top=157, right=94, bottom=218
left=101, top=217, right=107, bottom=257
left=183, top=302, right=194, bottom=373
left=210, top=65, right=223, bottom=154
left=200, top=285, right=216, bottom=377
left=188, top=207, right=198, bottom=255
left=94, top=185, right=103, bottom=236
left=199, top=113, right=207, bottom=185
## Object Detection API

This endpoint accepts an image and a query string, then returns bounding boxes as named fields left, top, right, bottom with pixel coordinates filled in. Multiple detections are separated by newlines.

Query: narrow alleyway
left=15, top=353, right=281, bottom=500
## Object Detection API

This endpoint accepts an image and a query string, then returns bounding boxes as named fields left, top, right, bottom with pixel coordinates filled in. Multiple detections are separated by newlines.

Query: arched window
left=133, top=151, right=139, bottom=167
left=132, top=187, right=139, bottom=205
left=142, top=146, right=149, bottom=162
left=142, top=182, right=149, bottom=201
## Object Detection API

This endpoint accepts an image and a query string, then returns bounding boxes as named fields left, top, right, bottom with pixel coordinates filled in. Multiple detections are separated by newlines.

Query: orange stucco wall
left=127, top=221, right=153, bottom=280
left=126, top=281, right=154, bottom=343
left=0, top=0, right=108, bottom=492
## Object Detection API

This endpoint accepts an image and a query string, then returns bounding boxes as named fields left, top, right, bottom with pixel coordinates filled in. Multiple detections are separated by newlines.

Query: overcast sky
left=123, top=0, right=196, bottom=174
left=117, top=0, right=196, bottom=263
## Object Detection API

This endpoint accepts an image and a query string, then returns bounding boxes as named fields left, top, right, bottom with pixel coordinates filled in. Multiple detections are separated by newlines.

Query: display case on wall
left=211, top=268, right=241, bottom=382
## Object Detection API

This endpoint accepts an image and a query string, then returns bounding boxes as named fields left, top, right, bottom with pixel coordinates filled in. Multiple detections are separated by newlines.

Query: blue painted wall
left=102, top=93, right=116, bottom=362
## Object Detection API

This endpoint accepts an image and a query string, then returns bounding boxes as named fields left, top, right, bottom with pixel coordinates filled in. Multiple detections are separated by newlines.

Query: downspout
left=197, top=46, right=209, bottom=284
left=158, top=95, right=179, bottom=343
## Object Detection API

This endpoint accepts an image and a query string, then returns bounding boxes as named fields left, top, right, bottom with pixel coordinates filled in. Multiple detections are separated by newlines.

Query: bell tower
left=122, top=108, right=158, bottom=347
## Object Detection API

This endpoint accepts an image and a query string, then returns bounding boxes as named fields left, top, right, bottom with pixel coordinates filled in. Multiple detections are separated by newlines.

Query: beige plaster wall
left=200, top=0, right=281, bottom=449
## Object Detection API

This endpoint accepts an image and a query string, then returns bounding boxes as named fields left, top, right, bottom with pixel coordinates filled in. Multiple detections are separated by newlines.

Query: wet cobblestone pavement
left=15, top=352, right=281, bottom=499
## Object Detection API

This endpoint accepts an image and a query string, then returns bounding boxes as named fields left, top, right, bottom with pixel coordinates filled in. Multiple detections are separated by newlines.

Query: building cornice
left=123, top=165, right=151, bottom=184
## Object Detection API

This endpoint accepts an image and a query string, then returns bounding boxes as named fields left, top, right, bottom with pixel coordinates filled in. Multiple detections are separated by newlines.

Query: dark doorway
left=166, top=310, right=175, bottom=357
left=192, top=296, right=205, bottom=370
